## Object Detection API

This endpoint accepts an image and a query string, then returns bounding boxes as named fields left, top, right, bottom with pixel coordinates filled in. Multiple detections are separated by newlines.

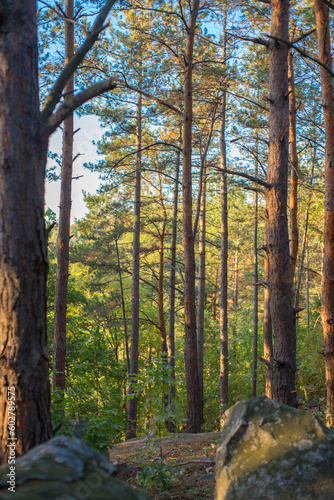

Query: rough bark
left=288, top=49, right=299, bottom=297
left=220, top=9, right=228, bottom=420
left=182, top=0, right=201, bottom=433
left=306, top=247, right=310, bottom=332
left=167, top=151, right=180, bottom=433
left=251, top=158, right=258, bottom=398
left=126, top=92, right=142, bottom=440
left=0, top=1, right=53, bottom=463
left=158, top=170, right=168, bottom=360
left=116, top=239, right=130, bottom=376
left=232, top=244, right=239, bottom=347
left=314, top=0, right=334, bottom=426
left=265, top=0, right=297, bottom=407
left=52, top=0, right=75, bottom=398
left=212, top=268, right=219, bottom=321
left=263, top=235, right=273, bottom=399
left=197, top=169, right=206, bottom=425
left=294, top=209, right=309, bottom=309
left=157, top=169, right=168, bottom=417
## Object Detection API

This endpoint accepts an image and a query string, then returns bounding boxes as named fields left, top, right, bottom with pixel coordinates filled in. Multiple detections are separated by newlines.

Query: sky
left=45, top=115, right=104, bottom=224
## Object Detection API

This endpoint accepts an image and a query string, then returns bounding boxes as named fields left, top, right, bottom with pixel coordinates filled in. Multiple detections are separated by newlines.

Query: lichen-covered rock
left=0, top=436, right=150, bottom=499
left=215, top=396, right=334, bottom=500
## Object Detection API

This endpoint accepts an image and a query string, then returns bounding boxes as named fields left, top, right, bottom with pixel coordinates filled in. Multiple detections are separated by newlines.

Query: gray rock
left=215, top=395, right=334, bottom=500
left=0, top=436, right=150, bottom=499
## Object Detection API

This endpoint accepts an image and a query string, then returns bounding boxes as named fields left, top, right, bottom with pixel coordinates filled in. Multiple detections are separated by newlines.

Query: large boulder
left=0, top=436, right=150, bottom=499
left=215, top=395, right=334, bottom=500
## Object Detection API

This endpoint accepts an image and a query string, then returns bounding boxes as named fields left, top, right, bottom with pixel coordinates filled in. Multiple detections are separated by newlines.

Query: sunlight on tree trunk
left=314, top=0, right=334, bottom=427
left=167, top=149, right=181, bottom=433
left=219, top=8, right=228, bottom=420
left=265, top=0, right=297, bottom=407
left=126, top=91, right=142, bottom=440
left=53, top=0, right=75, bottom=401
left=182, top=0, right=201, bottom=433
left=288, top=49, right=299, bottom=299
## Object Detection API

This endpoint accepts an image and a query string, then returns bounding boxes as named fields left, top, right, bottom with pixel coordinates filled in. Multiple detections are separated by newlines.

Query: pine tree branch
left=226, top=90, right=269, bottom=112
left=266, top=34, right=334, bottom=77
left=214, top=167, right=271, bottom=188
left=226, top=31, right=269, bottom=48
left=121, top=82, right=183, bottom=116
left=292, top=28, right=317, bottom=44
left=40, top=0, right=117, bottom=122
left=46, top=79, right=117, bottom=135
left=230, top=135, right=269, bottom=146
left=104, top=142, right=182, bottom=172
left=240, top=183, right=265, bottom=194
left=302, top=266, right=322, bottom=277
left=232, top=140, right=267, bottom=177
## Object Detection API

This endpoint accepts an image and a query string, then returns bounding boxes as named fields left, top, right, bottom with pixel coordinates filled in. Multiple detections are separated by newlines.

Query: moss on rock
left=215, top=396, right=334, bottom=500
left=0, top=436, right=150, bottom=500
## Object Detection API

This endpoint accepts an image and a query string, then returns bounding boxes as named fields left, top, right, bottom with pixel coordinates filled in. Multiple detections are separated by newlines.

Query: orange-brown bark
left=53, top=0, right=75, bottom=397
left=288, top=49, right=299, bottom=296
left=314, top=0, right=334, bottom=427
left=0, top=1, right=52, bottom=463
left=265, top=0, right=297, bottom=407
left=182, top=0, right=201, bottom=433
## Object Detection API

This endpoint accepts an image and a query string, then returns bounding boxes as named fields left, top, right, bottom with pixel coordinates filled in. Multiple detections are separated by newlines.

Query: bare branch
left=292, top=28, right=316, bottom=44
left=214, top=166, right=271, bottom=189
left=105, top=142, right=182, bottom=172
left=46, top=79, right=117, bottom=135
left=233, top=141, right=267, bottom=177
left=226, top=90, right=269, bottom=112
left=302, top=266, right=322, bottom=277
left=41, top=0, right=117, bottom=122
left=226, top=31, right=269, bottom=48
left=266, top=34, right=334, bottom=78
left=240, top=183, right=265, bottom=194
left=230, top=135, right=269, bottom=146
left=259, top=356, right=271, bottom=366
left=122, top=82, right=183, bottom=116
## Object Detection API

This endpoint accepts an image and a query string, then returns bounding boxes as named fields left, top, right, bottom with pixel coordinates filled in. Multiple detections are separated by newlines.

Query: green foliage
left=45, top=0, right=330, bottom=456
left=136, top=460, right=173, bottom=495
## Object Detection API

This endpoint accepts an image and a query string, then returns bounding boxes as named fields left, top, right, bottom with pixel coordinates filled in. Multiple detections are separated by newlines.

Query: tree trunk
left=116, top=239, right=130, bottom=376
left=251, top=158, right=258, bottom=398
left=294, top=209, right=309, bottom=309
left=288, top=49, right=299, bottom=297
left=314, top=0, right=334, bottom=426
left=197, top=169, right=206, bottom=425
left=232, top=243, right=239, bottom=346
left=265, top=0, right=297, bottom=407
left=263, top=234, right=273, bottom=399
left=157, top=169, right=168, bottom=414
left=126, top=92, right=142, bottom=440
left=212, top=268, right=219, bottom=320
left=220, top=9, right=228, bottom=420
left=53, top=0, right=75, bottom=398
left=182, top=0, right=201, bottom=433
left=167, top=150, right=180, bottom=433
left=0, top=1, right=53, bottom=463
left=306, top=246, right=310, bottom=332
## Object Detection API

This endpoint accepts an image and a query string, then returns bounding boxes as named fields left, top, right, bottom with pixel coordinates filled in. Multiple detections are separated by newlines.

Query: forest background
left=41, top=0, right=330, bottom=453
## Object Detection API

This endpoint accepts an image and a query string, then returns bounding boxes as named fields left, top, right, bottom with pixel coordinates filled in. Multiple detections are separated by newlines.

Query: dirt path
left=108, top=432, right=221, bottom=499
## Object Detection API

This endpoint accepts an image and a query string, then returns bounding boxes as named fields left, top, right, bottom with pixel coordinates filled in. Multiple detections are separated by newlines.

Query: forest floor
left=108, top=431, right=221, bottom=499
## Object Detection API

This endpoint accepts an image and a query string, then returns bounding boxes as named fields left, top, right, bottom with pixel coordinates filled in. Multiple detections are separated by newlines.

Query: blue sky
left=45, top=115, right=104, bottom=223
